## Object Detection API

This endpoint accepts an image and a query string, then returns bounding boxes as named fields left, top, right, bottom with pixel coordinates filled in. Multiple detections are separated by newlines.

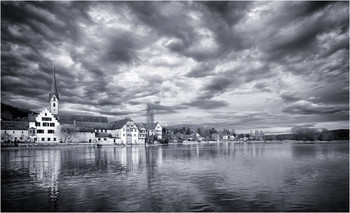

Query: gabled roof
left=144, top=122, right=159, bottom=130
left=135, top=123, right=146, bottom=130
left=59, top=114, right=108, bottom=124
left=110, top=118, right=132, bottom=129
left=1, top=121, right=29, bottom=130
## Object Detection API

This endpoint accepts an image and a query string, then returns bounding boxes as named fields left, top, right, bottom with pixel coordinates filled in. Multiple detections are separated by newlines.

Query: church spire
left=49, top=60, right=59, bottom=101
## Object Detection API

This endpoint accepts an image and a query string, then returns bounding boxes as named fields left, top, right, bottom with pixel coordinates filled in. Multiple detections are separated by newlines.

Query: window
left=104, top=138, right=107, bottom=141
left=45, top=113, right=47, bottom=116
left=37, top=129, right=44, bottom=134
left=13, top=131, right=15, bottom=134
left=105, top=129, right=107, bottom=132
left=15, top=137, right=17, bottom=140
left=42, top=138, right=45, bottom=141
left=50, top=123, right=55, bottom=127
left=34, top=138, right=37, bottom=141
left=98, top=138, right=101, bottom=141
left=20, top=137, right=22, bottom=140
left=53, top=103, right=55, bottom=107
left=4, top=131, right=6, bottom=133
left=53, top=97, right=56, bottom=101
left=42, top=117, right=52, bottom=121
left=35, top=122, right=40, bottom=126
left=48, top=130, right=55, bottom=134
left=123, top=134, right=125, bottom=136
left=54, top=138, right=56, bottom=141
left=43, top=123, right=49, bottom=127
left=22, top=131, right=24, bottom=134
left=134, top=134, right=136, bottom=136
left=48, top=138, right=51, bottom=141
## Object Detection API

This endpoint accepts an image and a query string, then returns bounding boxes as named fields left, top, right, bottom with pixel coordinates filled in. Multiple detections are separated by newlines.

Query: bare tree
left=59, top=124, right=78, bottom=143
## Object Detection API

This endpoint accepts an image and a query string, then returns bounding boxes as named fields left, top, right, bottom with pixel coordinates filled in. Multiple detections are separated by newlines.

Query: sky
left=1, top=1, right=349, bottom=134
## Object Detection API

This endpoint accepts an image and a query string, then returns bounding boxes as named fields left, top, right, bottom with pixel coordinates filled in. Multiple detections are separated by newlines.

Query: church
left=1, top=65, right=162, bottom=144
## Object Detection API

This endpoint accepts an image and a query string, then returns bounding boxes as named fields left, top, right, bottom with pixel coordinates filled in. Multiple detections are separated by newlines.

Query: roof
left=110, top=118, right=132, bottom=129
left=49, top=66, right=59, bottom=101
left=135, top=123, right=146, bottom=130
left=95, top=132, right=110, bottom=138
left=59, top=114, right=108, bottom=124
left=1, top=121, right=29, bottom=130
left=76, top=121, right=113, bottom=130
left=144, top=122, right=159, bottom=130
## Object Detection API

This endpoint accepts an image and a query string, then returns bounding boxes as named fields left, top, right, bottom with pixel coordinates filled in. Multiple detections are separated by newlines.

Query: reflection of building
left=28, top=150, right=61, bottom=201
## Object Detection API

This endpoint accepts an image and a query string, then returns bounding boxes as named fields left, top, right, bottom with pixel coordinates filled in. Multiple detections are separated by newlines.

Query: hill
left=1, top=102, right=37, bottom=121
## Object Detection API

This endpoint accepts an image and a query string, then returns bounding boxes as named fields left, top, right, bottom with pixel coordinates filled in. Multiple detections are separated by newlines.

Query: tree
left=186, top=127, right=191, bottom=135
left=162, top=127, right=167, bottom=134
left=1, top=132, right=13, bottom=142
left=60, top=124, right=78, bottom=143
left=209, top=128, right=217, bottom=135
left=291, top=126, right=318, bottom=141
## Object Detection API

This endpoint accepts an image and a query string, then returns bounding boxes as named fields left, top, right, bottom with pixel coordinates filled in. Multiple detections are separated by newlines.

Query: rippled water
left=1, top=142, right=349, bottom=212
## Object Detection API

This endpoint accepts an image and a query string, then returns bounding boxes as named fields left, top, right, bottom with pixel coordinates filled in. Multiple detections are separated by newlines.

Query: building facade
left=28, top=108, right=60, bottom=142
left=1, top=121, right=29, bottom=142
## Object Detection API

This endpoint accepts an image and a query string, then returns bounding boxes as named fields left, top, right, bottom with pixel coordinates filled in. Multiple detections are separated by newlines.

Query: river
left=1, top=141, right=349, bottom=211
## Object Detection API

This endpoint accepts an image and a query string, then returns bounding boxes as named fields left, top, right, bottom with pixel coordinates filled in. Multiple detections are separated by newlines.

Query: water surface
left=1, top=142, right=349, bottom=211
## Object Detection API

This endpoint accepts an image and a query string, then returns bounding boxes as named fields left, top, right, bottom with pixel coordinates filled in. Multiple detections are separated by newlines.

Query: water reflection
left=1, top=142, right=349, bottom=212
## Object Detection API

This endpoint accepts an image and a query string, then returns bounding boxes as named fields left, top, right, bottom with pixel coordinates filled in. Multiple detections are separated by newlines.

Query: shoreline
left=1, top=140, right=348, bottom=149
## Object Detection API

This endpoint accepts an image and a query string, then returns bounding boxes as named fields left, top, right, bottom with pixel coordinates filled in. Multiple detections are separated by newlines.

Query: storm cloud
left=1, top=1, right=349, bottom=133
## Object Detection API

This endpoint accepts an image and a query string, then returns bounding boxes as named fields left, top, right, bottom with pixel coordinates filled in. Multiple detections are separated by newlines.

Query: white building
left=145, top=122, right=162, bottom=139
left=110, top=118, right=142, bottom=145
left=136, top=123, right=146, bottom=144
left=28, top=108, right=60, bottom=143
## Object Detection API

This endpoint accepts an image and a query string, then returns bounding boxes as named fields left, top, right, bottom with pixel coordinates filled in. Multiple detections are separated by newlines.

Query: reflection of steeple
left=49, top=61, right=59, bottom=101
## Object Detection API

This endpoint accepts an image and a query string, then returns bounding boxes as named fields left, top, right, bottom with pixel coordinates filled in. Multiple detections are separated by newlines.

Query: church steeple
left=49, top=62, right=59, bottom=101
left=49, top=61, right=59, bottom=115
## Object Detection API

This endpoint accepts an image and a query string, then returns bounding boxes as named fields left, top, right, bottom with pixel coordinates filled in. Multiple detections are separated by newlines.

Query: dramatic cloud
left=1, top=1, right=349, bottom=134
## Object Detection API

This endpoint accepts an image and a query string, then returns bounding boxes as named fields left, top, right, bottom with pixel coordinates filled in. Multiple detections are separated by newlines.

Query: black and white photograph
left=1, top=1, right=349, bottom=212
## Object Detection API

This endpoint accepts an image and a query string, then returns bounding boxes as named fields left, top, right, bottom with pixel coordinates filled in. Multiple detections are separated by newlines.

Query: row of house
left=1, top=67, right=162, bottom=145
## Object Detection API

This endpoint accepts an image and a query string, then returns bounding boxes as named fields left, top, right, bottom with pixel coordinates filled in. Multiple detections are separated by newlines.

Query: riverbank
left=1, top=142, right=96, bottom=149
left=2, top=140, right=347, bottom=149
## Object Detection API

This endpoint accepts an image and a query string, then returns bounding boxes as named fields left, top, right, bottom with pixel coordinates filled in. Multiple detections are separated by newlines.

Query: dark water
left=1, top=142, right=349, bottom=212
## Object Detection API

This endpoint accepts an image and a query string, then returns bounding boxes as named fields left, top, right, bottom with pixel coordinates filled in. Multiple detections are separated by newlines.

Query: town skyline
left=1, top=1, right=349, bottom=134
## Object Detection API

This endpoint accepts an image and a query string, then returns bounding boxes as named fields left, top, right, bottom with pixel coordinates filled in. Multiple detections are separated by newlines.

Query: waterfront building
left=1, top=121, right=29, bottom=142
left=59, top=115, right=109, bottom=143
left=136, top=123, right=147, bottom=144
left=28, top=108, right=60, bottom=142
left=110, top=118, right=142, bottom=145
left=144, top=122, right=162, bottom=139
